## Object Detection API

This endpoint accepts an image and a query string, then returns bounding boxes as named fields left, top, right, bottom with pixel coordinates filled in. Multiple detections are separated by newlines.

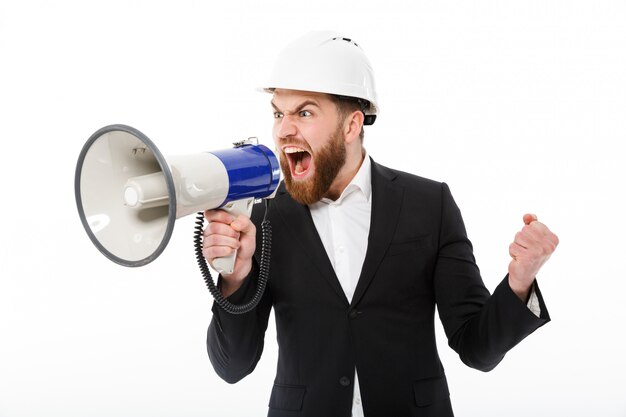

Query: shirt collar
left=316, top=152, right=372, bottom=205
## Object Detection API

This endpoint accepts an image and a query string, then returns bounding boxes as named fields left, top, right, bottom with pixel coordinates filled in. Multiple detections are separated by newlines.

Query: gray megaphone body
left=75, top=124, right=281, bottom=274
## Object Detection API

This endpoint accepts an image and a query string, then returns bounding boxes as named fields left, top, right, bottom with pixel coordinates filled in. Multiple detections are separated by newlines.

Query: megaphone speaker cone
left=75, top=124, right=176, bottom=267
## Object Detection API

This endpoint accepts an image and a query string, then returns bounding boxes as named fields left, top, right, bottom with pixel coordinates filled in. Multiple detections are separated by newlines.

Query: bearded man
left=203, top=32, right=558, bottom=417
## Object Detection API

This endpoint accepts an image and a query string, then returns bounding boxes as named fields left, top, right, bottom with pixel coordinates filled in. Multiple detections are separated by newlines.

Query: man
left=203, top=31, right=558, bottom=417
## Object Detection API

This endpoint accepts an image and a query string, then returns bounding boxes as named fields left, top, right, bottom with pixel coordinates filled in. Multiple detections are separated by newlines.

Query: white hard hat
left=262, top=31, right=379, bottom=125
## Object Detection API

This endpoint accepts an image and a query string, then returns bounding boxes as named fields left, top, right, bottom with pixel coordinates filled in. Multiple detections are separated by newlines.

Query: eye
left=273, top=112, right=283, bottom=119
left=299, top=110, right=312, bottom=117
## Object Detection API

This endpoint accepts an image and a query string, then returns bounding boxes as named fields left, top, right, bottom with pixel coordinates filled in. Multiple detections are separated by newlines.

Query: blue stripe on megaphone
left=210, top=144, right=280, bottom=206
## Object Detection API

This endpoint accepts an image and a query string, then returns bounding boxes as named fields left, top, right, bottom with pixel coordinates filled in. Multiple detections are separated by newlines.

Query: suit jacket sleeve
left=434, top=183, right=550, bottom=371
left=206, top=205, right=273, bottom=384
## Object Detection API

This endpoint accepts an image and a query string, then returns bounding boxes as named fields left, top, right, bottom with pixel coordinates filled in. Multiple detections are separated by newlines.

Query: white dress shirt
left=309, top=155, right=371, bottom=417
left=309, top=155, right=539, bottom=416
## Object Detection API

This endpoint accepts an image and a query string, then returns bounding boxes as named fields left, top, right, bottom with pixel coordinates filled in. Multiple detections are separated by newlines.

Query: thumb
left=230, top=215, right=254, bottom=235
left=523, top=213, right=538, bottom=225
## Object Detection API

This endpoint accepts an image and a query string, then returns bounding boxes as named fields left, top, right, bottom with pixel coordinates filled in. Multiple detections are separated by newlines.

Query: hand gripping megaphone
left=75, top=124, right=281, bottom=313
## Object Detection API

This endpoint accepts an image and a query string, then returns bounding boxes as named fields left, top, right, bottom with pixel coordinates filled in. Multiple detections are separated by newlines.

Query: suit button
left=339, top=376, right=351, bottom=386
left=349, top=310, right=359, bottom=319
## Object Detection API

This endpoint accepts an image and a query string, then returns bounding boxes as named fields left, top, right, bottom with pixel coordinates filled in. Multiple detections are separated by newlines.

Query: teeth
left=284, top=146, right=306, bottom=154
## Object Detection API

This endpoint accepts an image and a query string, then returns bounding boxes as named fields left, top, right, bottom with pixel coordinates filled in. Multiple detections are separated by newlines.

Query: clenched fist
left=508, top=214, right=559, bottom=301
left=203, top=209, right=257, bottom=298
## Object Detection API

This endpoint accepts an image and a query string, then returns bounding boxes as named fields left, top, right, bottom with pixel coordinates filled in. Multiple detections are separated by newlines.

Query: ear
left=343, top=110, right=364, bottom=145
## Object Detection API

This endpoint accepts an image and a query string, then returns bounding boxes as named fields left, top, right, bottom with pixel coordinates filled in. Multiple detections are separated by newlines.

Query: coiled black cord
left=193, top=201, right=272, bottom=314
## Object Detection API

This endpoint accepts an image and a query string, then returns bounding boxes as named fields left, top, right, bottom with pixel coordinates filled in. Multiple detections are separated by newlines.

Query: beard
left=279, top=126, right=346, bottom=205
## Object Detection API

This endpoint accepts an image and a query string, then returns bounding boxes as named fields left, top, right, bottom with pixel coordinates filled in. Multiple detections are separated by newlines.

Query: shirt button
left=339, top=376, right=351, bottom=386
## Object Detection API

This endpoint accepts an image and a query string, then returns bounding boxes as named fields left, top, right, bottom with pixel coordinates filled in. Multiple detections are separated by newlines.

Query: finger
left=522, top=222, right=549, bottom=242
left=509, top=242, right=525, bottom=260
left=203, top=245, right=237, bottom=262
left=550, top=232, right=560, bottom=248
left=203, top=234, right=241, bottom=250
left=203, top=221, right=241, bottom=239
left=204, top=209, right=235, bottom=224
left=525, top=220, right=556, bottom=243
left=230, top=215, right=255, bottom=235
left=514, top=231, right=533, bottom=249
left=516, top=217, right=558, bottom=257
left=523, top=213, right=538, bottom=225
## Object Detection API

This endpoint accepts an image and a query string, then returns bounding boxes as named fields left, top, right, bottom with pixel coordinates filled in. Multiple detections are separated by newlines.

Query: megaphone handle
left=212, top=198, right=255, bottom=275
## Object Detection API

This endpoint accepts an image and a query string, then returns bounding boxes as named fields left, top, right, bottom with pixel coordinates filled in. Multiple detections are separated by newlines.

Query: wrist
left=508, top=275, right=532, bottom=303
left=219, top=260, right=252, bottom=298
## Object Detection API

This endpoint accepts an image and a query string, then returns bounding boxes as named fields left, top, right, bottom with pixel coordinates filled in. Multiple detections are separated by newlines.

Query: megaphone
left=75, top=124, right=281, bottom=277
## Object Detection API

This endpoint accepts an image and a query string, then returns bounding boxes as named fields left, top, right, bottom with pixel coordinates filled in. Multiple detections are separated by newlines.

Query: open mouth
left=283, top=146, right=312, bottom=179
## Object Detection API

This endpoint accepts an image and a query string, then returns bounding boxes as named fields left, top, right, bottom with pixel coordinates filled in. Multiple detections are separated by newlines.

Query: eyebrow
left=271, top=99, right=321, bottom=115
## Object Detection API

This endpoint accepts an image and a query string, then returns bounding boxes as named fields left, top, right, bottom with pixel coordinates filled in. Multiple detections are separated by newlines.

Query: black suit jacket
left=207, top=159, right=550, bottom=417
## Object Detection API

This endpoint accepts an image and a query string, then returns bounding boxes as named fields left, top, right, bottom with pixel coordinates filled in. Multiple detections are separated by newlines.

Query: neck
left=323, top=147, right=365, bottom=201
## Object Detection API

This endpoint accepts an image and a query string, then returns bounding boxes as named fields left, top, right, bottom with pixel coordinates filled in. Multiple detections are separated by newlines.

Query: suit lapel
left=273, top=187, right=349, bottom=305
left=350, top=160, right=403, bottom=308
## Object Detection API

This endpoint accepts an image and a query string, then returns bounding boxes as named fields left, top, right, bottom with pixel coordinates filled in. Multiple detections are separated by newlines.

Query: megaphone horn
left=75, top=124, right=280, bottom=271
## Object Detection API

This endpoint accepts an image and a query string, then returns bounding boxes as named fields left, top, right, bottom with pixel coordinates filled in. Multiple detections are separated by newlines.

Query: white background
left=1, top=1, right=625, bottom=416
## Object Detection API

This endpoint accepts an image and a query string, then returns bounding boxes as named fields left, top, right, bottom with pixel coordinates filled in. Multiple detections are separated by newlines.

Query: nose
left=275, top=114, right=297, bottom=139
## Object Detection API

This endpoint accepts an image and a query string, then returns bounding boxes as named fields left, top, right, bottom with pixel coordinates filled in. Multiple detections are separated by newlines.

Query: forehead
left=271, top=89, right=334, bottom=109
